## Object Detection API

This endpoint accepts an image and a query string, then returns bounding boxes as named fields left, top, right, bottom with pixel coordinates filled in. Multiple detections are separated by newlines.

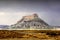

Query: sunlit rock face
left=10, top=13, right=52, bottom=30
left=23, top=14, right=38, bottom=21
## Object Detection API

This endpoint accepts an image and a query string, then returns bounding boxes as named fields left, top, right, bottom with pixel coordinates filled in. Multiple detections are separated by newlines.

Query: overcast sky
left=0, top=0, right=60, bottom=26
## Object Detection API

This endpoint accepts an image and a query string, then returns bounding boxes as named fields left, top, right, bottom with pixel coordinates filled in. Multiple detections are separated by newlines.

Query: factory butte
left=9, top=13, right=53, bottom=30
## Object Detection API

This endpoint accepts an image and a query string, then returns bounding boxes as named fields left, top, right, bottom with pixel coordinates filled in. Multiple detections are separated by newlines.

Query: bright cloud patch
left=0, top=12, right=5, bottom=16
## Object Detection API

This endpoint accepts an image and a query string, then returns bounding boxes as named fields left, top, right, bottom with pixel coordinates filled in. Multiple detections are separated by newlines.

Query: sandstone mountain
left=9, top=13, right=53, bottom=30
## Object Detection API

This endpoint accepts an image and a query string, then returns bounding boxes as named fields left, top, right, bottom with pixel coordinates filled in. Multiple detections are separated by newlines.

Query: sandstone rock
left=10, top=13, right=53, bottom=30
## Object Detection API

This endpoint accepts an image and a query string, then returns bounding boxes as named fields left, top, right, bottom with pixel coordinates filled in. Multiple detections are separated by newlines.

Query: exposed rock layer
left=11, top=14, right=51, bottom=29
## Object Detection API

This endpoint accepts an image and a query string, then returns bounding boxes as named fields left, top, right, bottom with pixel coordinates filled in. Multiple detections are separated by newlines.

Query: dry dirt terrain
left=0, top=30, right=60, bottom=40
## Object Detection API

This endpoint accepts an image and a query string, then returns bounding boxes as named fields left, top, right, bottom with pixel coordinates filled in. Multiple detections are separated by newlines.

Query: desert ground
left=0, top=30, right=60, bottom=40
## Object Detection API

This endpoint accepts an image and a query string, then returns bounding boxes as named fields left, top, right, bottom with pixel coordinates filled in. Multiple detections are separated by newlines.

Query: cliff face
left=23, top=14, right=38, bottom=21
left=10, top=13, right=52, bottom=30
left=17, top=14, right=39, bottom=23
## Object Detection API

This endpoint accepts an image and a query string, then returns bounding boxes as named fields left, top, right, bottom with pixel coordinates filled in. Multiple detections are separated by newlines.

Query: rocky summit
left=9, top=13, right=53, bottom=30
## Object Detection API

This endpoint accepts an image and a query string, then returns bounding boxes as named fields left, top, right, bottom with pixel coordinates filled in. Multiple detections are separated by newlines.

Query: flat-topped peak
left=23, top=13, right=38, bottom=21
left=10, top=13, right=51, bottom=29
left=23, top=13, right=38, bottom=17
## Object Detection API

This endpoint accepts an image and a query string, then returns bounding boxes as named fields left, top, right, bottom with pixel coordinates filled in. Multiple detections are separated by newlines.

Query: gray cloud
left=0, top=0, right=60, bottom=26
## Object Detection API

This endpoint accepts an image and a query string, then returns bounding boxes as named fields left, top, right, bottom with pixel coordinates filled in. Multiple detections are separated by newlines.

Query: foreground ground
left=0, top=30, right=60, bottom=40
left=0, top=37, right=57, bottom=40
